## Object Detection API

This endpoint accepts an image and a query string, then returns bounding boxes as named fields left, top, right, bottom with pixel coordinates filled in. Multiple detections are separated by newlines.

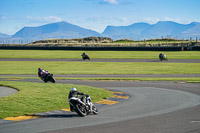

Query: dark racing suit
left=159, top=53, right=164, bottom=60
left=68, top=90, right=89, bottom=112
left=38, top=68, right=48, bottom=79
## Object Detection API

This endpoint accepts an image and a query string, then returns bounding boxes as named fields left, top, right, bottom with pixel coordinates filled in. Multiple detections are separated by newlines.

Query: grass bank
left=0, top=61, right=199, bottom=75
left=0, top=81, right=112, bottom=119
left=0, top=50, right=200, bottom=59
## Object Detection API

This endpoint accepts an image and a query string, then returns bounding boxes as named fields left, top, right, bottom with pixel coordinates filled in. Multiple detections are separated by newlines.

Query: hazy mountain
left=12, top=21, right=102, bottom=40
left=0, top=33, right=11, bottom=38
left=1, top=21, right=200, bottom=43
left=182, top=22, right=200, bottom=35
left=103, top=21, right=200, bottom=40
left=103, top=23, right=151, bottom=40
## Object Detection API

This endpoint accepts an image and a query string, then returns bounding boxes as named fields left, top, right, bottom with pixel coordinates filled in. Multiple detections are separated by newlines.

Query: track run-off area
left=0, top=58, right=200, bottom=133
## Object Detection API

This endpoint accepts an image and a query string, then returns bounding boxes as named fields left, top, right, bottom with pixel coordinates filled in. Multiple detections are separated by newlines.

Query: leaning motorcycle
left=159, top=54, right=168, bottom=61
left=41, top=73, right=56, bottom=83
left=82, top=54, right=90, bottom=60
left=69, top=95, right=98, bottom=117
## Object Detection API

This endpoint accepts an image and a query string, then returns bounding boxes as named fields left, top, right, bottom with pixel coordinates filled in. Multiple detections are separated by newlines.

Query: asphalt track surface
left=0, top=58, right=200, bottom=133
left=0, top=86, right=18, bottom=97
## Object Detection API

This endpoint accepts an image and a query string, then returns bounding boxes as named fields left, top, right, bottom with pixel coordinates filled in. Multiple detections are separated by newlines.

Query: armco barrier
left=0, top=46, right=200, bottom=51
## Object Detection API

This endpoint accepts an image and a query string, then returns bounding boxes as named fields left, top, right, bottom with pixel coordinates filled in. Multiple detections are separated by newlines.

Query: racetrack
left=0, top=86, right=18, bottom=98
left=0, top=58, right=200, bottom=133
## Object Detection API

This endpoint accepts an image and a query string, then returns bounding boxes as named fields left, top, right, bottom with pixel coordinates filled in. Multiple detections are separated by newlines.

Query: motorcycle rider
left=81, top=52, right=86, bottom=57
left=159, top=53, right=168, bottom=61
left=68, top=87, right=93, bottom=113
left=81, top=52, right=90, bottom=60
left=38, top=67, right=48, bottom=80
left=159, top=53, right=164, bottom=60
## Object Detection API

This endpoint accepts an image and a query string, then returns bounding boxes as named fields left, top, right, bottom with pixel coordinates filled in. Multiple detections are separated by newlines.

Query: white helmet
left=71, top=87, right=77, bottom=91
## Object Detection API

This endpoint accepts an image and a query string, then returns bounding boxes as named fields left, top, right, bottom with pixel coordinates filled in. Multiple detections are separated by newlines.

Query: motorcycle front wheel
left=49, top=75, right=56, bottom=83
left=75, top=104, right=87, bottom=117
left=92, top=105, right=98, bottom=114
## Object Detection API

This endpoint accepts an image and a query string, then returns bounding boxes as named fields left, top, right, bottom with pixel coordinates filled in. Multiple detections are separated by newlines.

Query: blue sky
left=1, top=0, right=200, bottom=35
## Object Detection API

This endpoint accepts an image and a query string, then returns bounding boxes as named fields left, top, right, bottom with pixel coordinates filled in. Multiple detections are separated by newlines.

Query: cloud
left=102, top=0, right=119, bottom=4
left=1, top=16, right=6, bottom=20
left=0, top=15, right=6, bottom=21
left=120, top=0, right=134, bottom=5
left=43, top=16, right=62, bottom=22
left=120, top=17, right=129, bottom=23
left=26, top=16, right=62, bottom=23
left=144, top=17, right=183, bottom=24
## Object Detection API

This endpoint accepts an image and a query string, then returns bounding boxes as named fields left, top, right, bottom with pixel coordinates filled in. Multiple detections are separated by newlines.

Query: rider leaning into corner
left=81, top=52, right=86, bottom=57
left=38, top=67, right=48, bottom=79
left=68, top=88, right=93, bottom=112
left=159, top=53, right=164, bottom=59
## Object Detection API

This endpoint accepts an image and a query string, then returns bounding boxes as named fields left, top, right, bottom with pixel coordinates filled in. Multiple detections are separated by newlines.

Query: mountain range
left=0, top=21, right=200, bottom=42
left=103, top=21, right=200, bottom=40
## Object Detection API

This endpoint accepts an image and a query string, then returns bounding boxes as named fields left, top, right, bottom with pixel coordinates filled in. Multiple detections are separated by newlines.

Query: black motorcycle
left=81, top=53, right=90, bottom=60
left=40, top=73, right=56, bottom=83
left=69, top=95, right=98, bottom=117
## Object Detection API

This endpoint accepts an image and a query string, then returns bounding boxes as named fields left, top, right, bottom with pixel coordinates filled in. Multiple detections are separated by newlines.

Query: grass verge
left=0, top=61, right=200, bottom=74
left=0, top=81, right=112, bottom=119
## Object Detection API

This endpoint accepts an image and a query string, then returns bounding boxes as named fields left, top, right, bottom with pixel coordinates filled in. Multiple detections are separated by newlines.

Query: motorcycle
left=40, top=73, right=56, bottom=83
left=82, top=54, right=90, bottom=60
left=159, top=54, right=168, bottom=61
left=69, top=95, right=98, bottom=117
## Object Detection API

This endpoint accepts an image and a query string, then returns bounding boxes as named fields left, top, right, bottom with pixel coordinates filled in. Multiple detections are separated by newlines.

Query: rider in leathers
left=159, top=53, right=164, bottom=60
left=68, top=88, right=93, bottom=112
left=38, top=68, right=48, bottom=80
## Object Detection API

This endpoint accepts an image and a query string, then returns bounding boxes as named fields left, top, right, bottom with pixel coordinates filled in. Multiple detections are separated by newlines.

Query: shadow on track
left=28, top=113, right=79, bottom=118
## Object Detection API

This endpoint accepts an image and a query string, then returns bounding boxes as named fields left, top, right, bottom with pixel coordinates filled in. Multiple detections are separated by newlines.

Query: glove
left=85, top=94, right=89, bottom=97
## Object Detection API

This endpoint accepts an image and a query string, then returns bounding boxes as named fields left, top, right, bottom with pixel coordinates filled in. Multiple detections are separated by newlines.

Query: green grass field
left=0, top=50, right=200, bottom=59
left=0, top=61, right=199, bottom=74
left=0, top=81, right=112, bottom=119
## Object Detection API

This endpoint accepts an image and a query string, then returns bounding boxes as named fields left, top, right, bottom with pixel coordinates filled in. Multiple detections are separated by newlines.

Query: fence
left=0, top=46, right=200, bottom=51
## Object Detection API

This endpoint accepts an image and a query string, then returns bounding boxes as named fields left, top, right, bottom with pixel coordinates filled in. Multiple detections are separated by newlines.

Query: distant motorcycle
left=81, top=52, right=90, bottom=60
left=38, top=68, right=56, bottom=83
left=41, top=73, right=56, bottom=83
left=159, top=53, right=168, bottom=61
left=69, top=95, right=98, bottom=117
